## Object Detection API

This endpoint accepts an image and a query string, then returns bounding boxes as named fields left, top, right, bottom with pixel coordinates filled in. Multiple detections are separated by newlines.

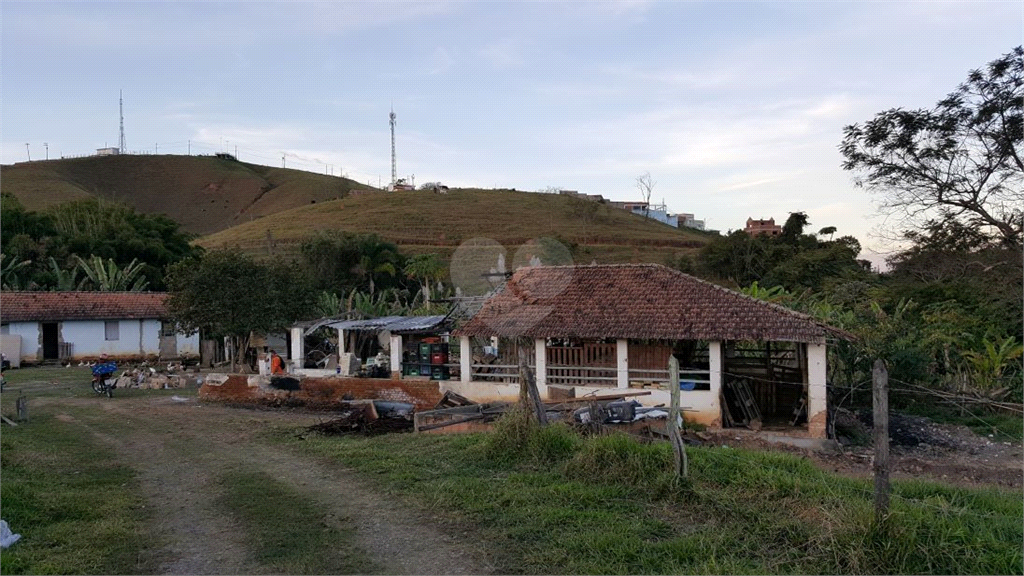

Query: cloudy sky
left=2, top=1, right=1020, bottom=261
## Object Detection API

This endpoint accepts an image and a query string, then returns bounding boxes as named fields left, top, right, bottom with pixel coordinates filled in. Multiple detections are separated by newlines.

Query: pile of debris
left=303, top=389, right=679, bottom=438
left=305, top=400, right=415, bottom=436
left=116, top=363, right=202, bottom=390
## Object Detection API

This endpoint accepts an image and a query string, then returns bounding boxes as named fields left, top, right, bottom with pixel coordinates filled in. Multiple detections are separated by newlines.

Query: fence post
left=872, top=359, right=890, bottom=521
left=668, top=357, right=688, bottom=478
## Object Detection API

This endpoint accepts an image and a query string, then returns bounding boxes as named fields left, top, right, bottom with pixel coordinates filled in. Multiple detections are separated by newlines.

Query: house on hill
left=0, top=291, right=199, bottom=366
left=450, top=264, right=851, bottom=438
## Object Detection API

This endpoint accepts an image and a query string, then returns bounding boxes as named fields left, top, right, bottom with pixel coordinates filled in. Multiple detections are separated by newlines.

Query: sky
left=2, top=1, right=1021, bottom=265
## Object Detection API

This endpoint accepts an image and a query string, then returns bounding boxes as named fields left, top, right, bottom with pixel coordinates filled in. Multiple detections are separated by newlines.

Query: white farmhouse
left=0, top=291, right=198, bottom=366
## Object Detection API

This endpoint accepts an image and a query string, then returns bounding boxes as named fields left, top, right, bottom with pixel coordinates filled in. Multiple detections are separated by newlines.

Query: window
left=104, top=321, right=120, bottom=341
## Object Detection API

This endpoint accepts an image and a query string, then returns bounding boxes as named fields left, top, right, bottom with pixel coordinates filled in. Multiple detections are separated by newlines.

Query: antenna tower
left=118, top=90, right=126, bottom=154
left=389, top=106, right=397, bottom=188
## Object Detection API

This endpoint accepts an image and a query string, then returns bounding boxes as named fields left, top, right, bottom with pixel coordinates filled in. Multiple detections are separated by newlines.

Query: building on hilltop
left=96, top=147, right=120, bottom=156
left=744, top=217, right=783, bottom=237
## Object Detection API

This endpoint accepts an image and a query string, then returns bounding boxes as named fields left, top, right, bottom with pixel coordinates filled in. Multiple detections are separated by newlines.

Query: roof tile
left=1, top=292, right=169, bottom=323
left=454, top=264, right=850, bottom=343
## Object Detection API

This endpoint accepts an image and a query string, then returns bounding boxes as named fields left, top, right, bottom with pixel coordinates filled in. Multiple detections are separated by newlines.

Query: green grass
left=0, top=412, right=154, bottom=575
left=900, top=401, right=1023, bottom=442
left=276, top=418, right=1023, bottom=575
left=214, top=468, right=378, bottom=574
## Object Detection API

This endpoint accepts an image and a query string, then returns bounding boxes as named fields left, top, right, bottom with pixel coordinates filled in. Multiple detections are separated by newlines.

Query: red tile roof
left=1, top=291, right=170, bottom=323
left=454, top=264, right=850, bottom=343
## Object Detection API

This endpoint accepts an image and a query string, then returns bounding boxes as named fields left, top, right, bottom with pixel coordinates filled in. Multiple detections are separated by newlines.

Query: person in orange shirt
left=270, top=350, right=286, bottom=374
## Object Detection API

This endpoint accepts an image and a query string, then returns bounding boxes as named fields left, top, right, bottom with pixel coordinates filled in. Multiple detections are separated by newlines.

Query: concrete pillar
left=708, top=341, right=723, bottom=426
left=460, top=336, right=472, bottom=383
left=807, top=342, right=828, bottom=438
left=389, top=333, right=402, bottom=378
left=616, top=338, right=629, bottom=389
left=289, top=327, right=304, bottom=371
left=534, top=338, right=547, bottom=395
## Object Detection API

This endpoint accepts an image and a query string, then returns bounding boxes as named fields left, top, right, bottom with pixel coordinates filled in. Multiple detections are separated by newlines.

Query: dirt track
left=39, top=393, right=492, bottom=575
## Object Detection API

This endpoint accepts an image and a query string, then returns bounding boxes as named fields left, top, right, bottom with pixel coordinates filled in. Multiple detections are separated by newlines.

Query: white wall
left=175, top=333, right=200, bottom=356
left=8, top=322, right=40, bottom=363
left=7, top=319, right=198, bottom=362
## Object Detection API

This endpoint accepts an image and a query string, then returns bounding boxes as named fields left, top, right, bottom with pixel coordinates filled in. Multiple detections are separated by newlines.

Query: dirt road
left=38, top=392, right=492, bottom=575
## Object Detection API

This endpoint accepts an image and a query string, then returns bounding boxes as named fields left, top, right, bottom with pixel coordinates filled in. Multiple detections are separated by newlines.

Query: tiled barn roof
left=453, top=264, right=851, bottom=343
left=1, top=291, right=169, bottom=322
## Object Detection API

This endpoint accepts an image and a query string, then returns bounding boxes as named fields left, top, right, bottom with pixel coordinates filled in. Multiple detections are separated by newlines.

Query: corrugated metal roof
left=325, top=315, right=447, bottom=334
left=453, top=264, right=852, bottom=343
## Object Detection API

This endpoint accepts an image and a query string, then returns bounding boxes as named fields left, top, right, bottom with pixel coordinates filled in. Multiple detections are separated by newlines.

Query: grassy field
left=0, top=368, right=157, bottom=574
left=5, top=366, right=1016, bottom=574
left=278, top=409, right=1023, bottom=575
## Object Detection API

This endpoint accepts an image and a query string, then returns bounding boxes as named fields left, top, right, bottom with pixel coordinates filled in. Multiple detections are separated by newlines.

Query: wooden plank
left=416, top=413, right=487, bottom=432
left=543, top=390, right=652, bottom=405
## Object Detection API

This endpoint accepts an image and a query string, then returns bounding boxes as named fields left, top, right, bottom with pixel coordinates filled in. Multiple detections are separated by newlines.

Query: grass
left=196, top=186, right=709, bottom=265
left=0, top=411, right=154, bottom=574
left=276, top=412, right=1023, bottom=575
left=214, top=468, right=379, bottom=574
left=4, top=155, right=710, bottom=266
left=900, top=401, right=1023, bottom=442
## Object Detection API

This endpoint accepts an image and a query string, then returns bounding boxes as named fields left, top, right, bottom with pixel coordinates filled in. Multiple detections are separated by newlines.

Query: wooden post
left=668, top=356, right=688, bottom=478
left=16, top=393, right=28, bottom=423
left=519, top=344, right=547, bottom=425
left=872, top=359, right=889, bottom=520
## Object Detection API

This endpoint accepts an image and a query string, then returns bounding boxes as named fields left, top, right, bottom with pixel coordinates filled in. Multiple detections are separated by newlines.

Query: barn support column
left=807, top=342, right=828, bottom=438
left=616, top=339, right=629, bottom=389
left=534, top=338, right=547, bottom=396
left=460, top=336, right=472, bottom=383
left=290, top=326, right=304, bottom=372
left=389, top=333, right=402, bottom=379
left=709, top=341, right=724, bottom=427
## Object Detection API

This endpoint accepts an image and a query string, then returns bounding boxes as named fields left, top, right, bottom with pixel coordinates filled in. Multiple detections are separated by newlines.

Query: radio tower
left=389, top=106, right=397, bottom=189
left=118, top=90, right=126, bottom=154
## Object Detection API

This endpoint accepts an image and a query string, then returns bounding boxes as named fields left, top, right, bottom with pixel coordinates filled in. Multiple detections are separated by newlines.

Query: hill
left=0, top=155, right=376, bottom=235
left=1, top=155, right=710, bottom=264
left=196, top=187, right=710, bottom=264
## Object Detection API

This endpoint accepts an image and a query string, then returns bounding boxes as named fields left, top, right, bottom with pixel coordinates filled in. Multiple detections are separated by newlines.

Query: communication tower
left=389, top=106, right=397, bottom=189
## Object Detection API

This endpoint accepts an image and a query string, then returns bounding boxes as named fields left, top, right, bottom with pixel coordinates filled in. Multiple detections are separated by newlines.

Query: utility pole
left=188, top=140, right=191, bottom=155
left=155, top=143, right=158, bottom=154
left=282, top=154, right=286, bottom=168
left=44, top=142, right=49, bottom=160
left=25, top=143, right=30, bottom=161
left=234, top=145, right=237, bottom=158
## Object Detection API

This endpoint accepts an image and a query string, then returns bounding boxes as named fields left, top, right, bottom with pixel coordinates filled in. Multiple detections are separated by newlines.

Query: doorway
left=42, top=323, right=59, bottom=360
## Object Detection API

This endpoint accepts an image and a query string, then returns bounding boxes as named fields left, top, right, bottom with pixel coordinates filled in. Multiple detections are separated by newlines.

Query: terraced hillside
left=197, top=188, right=710, bottom=264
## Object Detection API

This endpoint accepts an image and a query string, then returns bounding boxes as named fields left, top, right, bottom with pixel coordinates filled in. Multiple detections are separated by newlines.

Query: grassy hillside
left=1, top=155, right=711, bottom=265
left=0, top=155, right=376, bottom=235
left=196, top=188, right=710, bottom=264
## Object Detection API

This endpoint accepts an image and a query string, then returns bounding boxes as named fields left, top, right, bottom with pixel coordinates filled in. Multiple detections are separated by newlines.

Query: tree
left=75, top=255, right=149, bottom=291
left=404, top=253, right=446, bottom=305
left=635, top=172, right=655, bottom=219
left=840, top=47, right=1023, bottom=245
left=165, top=250, right=318, bottom=372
